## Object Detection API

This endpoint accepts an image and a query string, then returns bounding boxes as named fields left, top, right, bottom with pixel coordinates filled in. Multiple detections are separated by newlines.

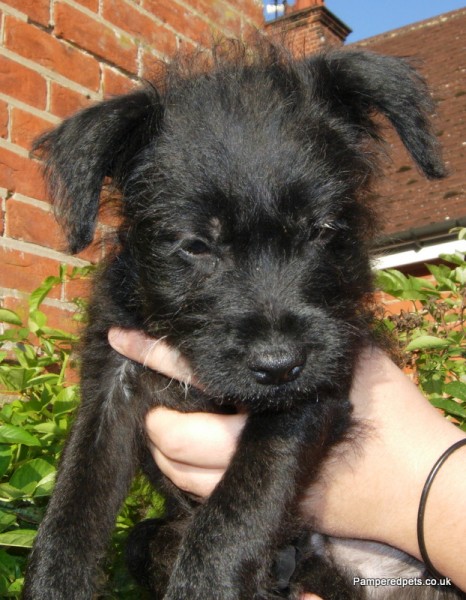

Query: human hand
left=108, top=327, right=466, bottom=591
left=106, top=328, right=243, bottom=496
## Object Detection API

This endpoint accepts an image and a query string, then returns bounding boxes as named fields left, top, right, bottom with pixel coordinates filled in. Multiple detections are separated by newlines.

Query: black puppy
left=23, top=41, right=459, bottom=599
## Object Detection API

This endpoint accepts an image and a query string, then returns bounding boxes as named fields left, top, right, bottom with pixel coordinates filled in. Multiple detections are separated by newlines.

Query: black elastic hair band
left=417, top=438, right=466, bottom=580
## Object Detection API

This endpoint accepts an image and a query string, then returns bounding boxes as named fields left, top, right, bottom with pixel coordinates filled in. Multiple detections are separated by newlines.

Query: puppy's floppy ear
left=33, top=88, right=162, bottom=253
left=308, top=50, right=446, bottom=179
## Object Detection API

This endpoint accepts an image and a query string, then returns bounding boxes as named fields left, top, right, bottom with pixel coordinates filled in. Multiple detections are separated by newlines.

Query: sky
left=264, top=1, right=466, bottom=42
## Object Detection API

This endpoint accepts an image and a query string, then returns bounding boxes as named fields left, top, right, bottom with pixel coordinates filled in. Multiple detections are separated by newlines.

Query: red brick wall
left=0, top=0, right=262, bottom=329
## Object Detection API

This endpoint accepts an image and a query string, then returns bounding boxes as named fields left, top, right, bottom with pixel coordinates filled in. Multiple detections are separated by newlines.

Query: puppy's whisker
left=141, top=335, right=168, bottom=369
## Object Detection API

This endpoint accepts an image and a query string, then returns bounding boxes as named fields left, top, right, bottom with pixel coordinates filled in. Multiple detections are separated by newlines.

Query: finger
left=145, top=406, right=246, bottom=468
left=152, top=446, right=224, bottom=497
left=108, top=328, right=194, bottom=383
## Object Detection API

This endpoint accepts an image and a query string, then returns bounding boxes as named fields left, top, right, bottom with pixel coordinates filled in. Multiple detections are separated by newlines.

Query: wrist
left=413, top=440, right=466, bottom=587
left=377, top=427, right=466, bottom=556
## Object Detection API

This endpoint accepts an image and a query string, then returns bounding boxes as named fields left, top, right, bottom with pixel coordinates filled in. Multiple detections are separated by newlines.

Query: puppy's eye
left=179, top=238, right=211, bottom=257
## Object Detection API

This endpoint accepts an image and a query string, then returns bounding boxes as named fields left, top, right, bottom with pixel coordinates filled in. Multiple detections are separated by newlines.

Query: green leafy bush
left=376, top=241, right=466, bottom=431
left=0, top=267, right=160, bottom=598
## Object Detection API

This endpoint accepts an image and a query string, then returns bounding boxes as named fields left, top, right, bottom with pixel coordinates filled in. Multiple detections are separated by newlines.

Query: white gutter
left=373, top=238, right=466, bottom=270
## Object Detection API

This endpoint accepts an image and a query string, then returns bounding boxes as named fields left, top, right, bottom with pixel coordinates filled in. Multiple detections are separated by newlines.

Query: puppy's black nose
left=249, top=348, right=306, bottom=386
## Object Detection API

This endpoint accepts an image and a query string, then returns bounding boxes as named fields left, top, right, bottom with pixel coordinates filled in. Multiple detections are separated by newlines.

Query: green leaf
left=40, top=327, right=78, bottom=342
left=8, top=576, right=25, bottom=593
left=440, top=251, right=466, bottom=266
left=0, top=510, right=16, bottom=533
left=0, top=446, right=12, bottom=478
left=28, top=276, right=62, bottom=312
left=376, top=269, right=439, bottom=300
left=9, top=505, right=43, bottom=527
left=0, top=327, right=29, bottom=342
left=0, top=548, right=22, bottom=579
left=30, top=422, right=61, bottom=435
left=9, top=459, right=55, bottom=493
left=0, top=574, right=9, bottom=596
left=12, top=348, right=32, bottom=371
left=426, top=264, right=457, bottom=291
left=0, top=529, right=36, bottom=548
left=443, top=381, right=466, bottom=402
left=454, top=266, right=466, bottom=285
left=28, top=310, right=47, bottom=333
left=33, top=471, right=56, bottom=497
left=0, top=425, right=41, bottom=447
left=406, top=336, right=451, bottom=351
left=376, top=269, right=408, bottom=296
left=0, top=310, right=22, bottom=326
left=0, top=484, right=26, bottom=501
left=52, top=387, right=79, bottom=416
left=430, top=397, right=466, bottom=419
left=26, top=374, right=60, bottom=388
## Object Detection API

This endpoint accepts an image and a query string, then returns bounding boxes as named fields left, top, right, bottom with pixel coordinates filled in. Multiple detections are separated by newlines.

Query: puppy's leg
left=126, top=515, right=190, bottom=598
left=291, top=554, right=363, bottom=600
left=164, top=400, right=350, bottom=600
left=22, top=353, right=144, bottom=600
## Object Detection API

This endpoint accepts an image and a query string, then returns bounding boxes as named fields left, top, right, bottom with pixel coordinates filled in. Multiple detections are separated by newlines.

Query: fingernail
left=107, top=327, right=124, bottom=350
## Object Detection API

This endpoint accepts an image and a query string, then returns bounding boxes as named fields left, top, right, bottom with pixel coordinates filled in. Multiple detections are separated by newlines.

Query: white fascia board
left=373, top=239, right=466, bottom=270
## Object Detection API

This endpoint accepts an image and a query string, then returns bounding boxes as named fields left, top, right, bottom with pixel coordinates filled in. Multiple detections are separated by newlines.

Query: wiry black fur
left=22, top=41, right=461, bottom=599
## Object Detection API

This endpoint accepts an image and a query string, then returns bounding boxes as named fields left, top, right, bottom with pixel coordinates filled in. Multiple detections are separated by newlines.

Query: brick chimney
left=266, top=0, right=351, bottom=55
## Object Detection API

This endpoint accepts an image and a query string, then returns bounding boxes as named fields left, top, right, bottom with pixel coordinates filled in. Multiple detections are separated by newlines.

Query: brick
left=0, top=296, right=29, bottom=327
left=0, top=148, right=46, bottom=200
left=4, top=16, right=100, bottom=92
left=230, top=0, right=263, bottom=25
left=0, top=55, right=47, bottom=110
left=6, top=196, right=66, bottom=250
left=140, top=48, right=168, bottom=81
left=72, top=0, right=99, bottom=11
left=10, top=108, right=53, bottom=151
left=0, top=191, right=5, bottom=237
left=1, top=0, right=50, bottom=26
left=379, top=298, right=421, bottom=316
left=54, top=2, right=138, bottom=74
left=0, top=245, right=62, bottom=297
left=102, top=65, right=138, bottom=97
left=64, top=364, right=80, bottom=385
left=240, top=20, right=263, bottom=41
left=188, top=0, right=241, bottom=36
left=98, top=188, right=123, bottom=228
left=41, top=303, right=81, bottom=335
left=63, top=272, right=92, bottom=304
left=143, top=0, right=211, bottom=45
left=50, top=82, right=93, bottom=119
left=0, top=100, right=9, bottom=139
left=102, top=0, right=177, bottom=56
left=74, top=226, right=106, bottom=263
